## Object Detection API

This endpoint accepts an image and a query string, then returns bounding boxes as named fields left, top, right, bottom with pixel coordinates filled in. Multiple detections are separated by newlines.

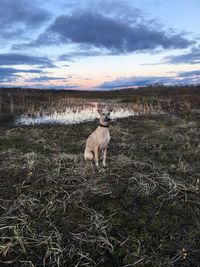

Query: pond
left=14, top=103, right=146, bottom=125
left=0, top=91, right=167, bottom=125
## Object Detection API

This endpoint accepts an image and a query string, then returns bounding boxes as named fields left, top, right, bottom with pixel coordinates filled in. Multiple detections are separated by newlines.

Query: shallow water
left=15, top=103, right=143, bottom=125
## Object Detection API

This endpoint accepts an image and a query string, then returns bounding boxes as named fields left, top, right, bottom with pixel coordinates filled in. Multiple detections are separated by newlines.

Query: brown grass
left=0, top=110, right=200, bottom=266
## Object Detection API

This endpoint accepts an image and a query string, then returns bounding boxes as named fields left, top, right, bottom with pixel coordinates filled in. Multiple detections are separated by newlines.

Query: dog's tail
left=84, top=148, right=93, bottom=161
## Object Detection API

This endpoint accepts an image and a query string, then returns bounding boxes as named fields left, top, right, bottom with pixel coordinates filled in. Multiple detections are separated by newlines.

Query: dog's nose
left=105, top=117, right=111, bottom=122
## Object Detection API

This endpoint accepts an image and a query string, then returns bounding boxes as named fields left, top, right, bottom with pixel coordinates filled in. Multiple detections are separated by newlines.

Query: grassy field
left=0, top=111, right=200, bottom=266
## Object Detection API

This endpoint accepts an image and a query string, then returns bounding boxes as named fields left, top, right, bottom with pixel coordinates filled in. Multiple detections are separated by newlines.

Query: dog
left=84, top=103, right=112, bottom=167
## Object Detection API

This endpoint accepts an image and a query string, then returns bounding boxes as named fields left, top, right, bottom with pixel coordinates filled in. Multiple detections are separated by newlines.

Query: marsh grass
left=0, top=112, right=200, bottom=266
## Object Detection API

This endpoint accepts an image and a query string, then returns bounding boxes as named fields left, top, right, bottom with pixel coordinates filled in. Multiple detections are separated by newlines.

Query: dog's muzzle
left=104, top=117, right=111, bottom=122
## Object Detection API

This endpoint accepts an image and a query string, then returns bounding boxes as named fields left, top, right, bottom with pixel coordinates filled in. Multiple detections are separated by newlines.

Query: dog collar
left=99, top=124, right=109, bottom=128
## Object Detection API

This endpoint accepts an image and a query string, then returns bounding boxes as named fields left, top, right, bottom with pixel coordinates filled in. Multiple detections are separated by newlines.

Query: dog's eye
left=102, top=113, right=105, bottom=115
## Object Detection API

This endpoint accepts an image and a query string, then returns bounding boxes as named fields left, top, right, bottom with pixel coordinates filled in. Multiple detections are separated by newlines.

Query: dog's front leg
left=102, top=147, right=107, bottom=167
left=94, top=146, right=99, bottom=167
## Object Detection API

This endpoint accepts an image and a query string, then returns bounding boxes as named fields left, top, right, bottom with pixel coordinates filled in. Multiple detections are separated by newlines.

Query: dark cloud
left=0, top=68, right=19, bottom=83
left=0, top=0, right=50, bottom=40
left=65, top=0, right=146, bottom=25
left=98, top=70, right=200, bottom=90
left=0, top=67, right=43, bottom=75
left=31, top=84, right=80, bottom=90
left=0, top=67, right=44, bottom=83
left=0, top=66, right=68, bottom=84
left=17, top=11, right=192, bottom=54
left=98, top=76, right=174, bottom=90
left=164, top=46, right=200, bottom=64
left=17, top=84, right=80, bottom=90
left=0, top=53, right=55, bottom=68
left=178, top=70, right=200, bottom=77
left=26, top=76, right=68, bottom=82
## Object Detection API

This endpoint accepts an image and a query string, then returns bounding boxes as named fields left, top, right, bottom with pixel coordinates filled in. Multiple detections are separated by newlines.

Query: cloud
left=0, top=68, right=20, bottom=83
left=98, top=76, right=174, bottom=90
left=0, top=68, right=69, bottom=85
left=0, top=53, right=55, bottom=68
left=16, top=10, right=192, bottom=54
left=0, top=67, right=44, bottom=74
left=26, top=76, right=68, bottom=82
left=0, top=0, right=50, bottom=40
left=65, top=0, right=145, bottom=24
left=178, top=70, right=200, bottom=77
left=58, top=50, right=106, bottom=61
left=30, top=84, right=80, bottom=90
left=164, top=46, right=200, bottom=64
left=0, top=67, right=44, bottom=83
left=98, top=70, right=200, bottom=90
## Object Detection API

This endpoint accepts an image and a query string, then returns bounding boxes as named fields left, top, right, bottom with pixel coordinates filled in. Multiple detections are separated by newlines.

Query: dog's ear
left=97, top=103, right=103, bottom=114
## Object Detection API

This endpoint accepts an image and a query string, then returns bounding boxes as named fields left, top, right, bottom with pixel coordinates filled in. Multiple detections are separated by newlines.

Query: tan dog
left=84, top=104, right=112, bottom=167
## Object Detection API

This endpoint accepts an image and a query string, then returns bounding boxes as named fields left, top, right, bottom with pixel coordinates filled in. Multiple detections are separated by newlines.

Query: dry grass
left=0, top=111, right=200, bottom=266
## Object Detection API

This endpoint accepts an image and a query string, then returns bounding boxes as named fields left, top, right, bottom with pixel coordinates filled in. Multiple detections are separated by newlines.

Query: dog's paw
left=95, top=165, right=102, bottom=172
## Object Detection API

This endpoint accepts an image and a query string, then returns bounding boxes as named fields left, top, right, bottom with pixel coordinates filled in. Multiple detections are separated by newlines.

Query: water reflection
left=15, top=104, right=141, bottom=125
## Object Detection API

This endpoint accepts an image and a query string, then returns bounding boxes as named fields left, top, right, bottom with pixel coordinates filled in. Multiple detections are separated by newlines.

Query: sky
left=0, top=0, right=200, bottom=90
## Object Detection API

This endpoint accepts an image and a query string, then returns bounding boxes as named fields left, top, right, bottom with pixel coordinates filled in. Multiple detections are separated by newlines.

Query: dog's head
left=97, top=103, right=113, bottom=124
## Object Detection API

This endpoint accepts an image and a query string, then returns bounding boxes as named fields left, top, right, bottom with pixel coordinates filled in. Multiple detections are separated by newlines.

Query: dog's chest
left=97, top=130, right=110, bottom=149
